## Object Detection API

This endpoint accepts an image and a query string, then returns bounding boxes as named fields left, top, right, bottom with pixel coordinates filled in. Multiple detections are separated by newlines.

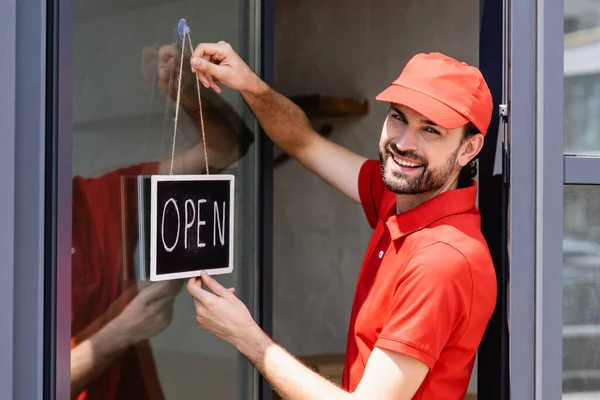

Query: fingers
left=191, top=57, right=226, bottom=83
left=194, top=52, right=219, bottom=91
left=199, top=271, right=231, bottom=298
left=191, top=42, right=230, bottom=61
left=186, top=277, right=218, bottom=305
left=205, top=74, right=222, bottom=93
left=190, top=42, right=231, bottom=91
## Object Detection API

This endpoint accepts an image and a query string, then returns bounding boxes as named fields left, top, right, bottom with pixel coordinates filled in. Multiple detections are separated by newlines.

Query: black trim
left=43, top=0, right=59, bottom=396
left=258, top=0, right=274, bottom=398
left=477, top=0, right=510, bottom=398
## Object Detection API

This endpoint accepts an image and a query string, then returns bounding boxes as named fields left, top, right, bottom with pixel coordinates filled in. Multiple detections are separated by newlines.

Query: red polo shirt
left=342, top=160, right=497, bottom=399
left=71, top=162, right=164, bottom=400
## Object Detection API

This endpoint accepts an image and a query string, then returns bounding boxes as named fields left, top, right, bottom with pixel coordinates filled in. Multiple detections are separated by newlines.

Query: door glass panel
left=70, top=2, right=259, bottom=399
left=563, top=186, right=600, bottom=396
left=564, top=1, right=600, bottom=154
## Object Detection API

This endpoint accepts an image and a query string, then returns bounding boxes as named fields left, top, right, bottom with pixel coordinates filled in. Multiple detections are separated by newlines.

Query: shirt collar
left=384, top=180, right=478, bottom=241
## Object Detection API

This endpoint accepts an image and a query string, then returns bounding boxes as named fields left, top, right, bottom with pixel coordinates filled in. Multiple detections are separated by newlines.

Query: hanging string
left=159, top=36, right=177, bottom=175
left=186, top=33, right=210, bottom=175
left=169, top=21, right=210, bottom=176
left=169, top=33, right=187, bottom=175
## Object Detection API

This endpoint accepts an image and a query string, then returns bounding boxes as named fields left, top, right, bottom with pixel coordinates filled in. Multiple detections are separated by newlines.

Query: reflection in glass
left=70, top=3, right=258, bottom=399
left=563, top=186, right=600, bottom=395
left=565, top=1, right=600, bottom=154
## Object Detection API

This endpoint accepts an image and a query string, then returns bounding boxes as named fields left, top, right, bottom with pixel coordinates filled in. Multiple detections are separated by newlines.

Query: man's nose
left=392, top=128, right=420, bottom=152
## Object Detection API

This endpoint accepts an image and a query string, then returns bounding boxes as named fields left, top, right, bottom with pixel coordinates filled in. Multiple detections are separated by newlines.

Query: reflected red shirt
left=71, top=162, right=163, bottom=400
left=342, top=160, right=497, bottom=399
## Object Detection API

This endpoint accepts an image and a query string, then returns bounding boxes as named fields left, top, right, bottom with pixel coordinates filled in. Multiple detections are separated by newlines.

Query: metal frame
left=258, top=0, right=274, bottom=399
left=564, top=156, right=600, bottom=185
left=508, top=0, right=537, bottom=397
left=0, top=0, right=17, bottom=397
left=535, top=0, right=564, bottom=398
left=15, top=0, right=48, bottom=398
left=509, top=0, right=565, bottom=398
left=47, top=0, right=74, bottom=396
left=0, top=0, right=48, bottom=398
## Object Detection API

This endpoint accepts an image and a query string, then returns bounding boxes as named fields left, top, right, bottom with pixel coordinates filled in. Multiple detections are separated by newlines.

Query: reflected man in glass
left=69, top=43, right=252, bottom=400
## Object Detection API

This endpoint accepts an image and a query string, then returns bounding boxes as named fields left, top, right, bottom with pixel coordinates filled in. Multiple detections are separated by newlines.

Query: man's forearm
left=237, top=325, right=350, bottom=400
left=240, top=78, right=319, bottom=158
left=70, top=318, right=131, bottom=399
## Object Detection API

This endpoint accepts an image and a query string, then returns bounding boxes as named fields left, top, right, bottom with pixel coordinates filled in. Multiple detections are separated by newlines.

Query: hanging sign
left=142, top=18, right=235, bottom=281
left=149, top=174, right=235, bottom=281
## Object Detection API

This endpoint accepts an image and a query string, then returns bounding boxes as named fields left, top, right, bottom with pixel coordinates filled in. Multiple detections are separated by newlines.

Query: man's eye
left=424, top=127, right=440, bottom=135
left=392, top=113, right=406, bottom=122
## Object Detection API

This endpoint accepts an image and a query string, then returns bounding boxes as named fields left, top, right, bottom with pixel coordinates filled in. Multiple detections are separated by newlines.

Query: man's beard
left=378, top=144, right=458, bottom=195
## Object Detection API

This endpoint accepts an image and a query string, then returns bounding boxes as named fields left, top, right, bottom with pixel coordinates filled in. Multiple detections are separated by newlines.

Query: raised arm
left=190, top=42, right=366, bottom=203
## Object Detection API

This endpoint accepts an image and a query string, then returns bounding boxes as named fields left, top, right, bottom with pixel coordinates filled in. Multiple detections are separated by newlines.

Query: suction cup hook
left=177, top=18, right=190, bottom=40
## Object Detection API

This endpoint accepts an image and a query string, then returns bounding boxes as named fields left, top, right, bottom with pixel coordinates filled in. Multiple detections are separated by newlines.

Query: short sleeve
left=375, top=242, right=473, bottom=368
left=358, top=159, right=389, bottom=229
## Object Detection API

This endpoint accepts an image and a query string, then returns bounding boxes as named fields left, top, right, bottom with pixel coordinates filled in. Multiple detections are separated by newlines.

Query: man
left=70, top=43, right=252, bottom=400
left=186, top=42, right=497, bottom=399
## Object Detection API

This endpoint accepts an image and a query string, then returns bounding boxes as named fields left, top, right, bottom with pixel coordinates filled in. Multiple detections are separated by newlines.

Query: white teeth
left=392, top=155, right=422, bottom=168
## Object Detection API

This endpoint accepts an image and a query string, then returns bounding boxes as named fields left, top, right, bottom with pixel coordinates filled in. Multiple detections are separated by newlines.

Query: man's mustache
left=384, top=144, right=427, bottom=166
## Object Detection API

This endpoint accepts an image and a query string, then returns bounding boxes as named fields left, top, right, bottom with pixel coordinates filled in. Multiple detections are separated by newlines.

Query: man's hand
left=142, top=44, right=172, bottom=95
left=71, top=280, right=183, bottom=398
left=141, top=44, right=198, bottom=107
left=115, top=280, right=183, bottom=344
left=190, top=42, right=260, bottom=95
left=186, top=271, right=254, bottom=347
left=185, top=272, right=428, bottom=400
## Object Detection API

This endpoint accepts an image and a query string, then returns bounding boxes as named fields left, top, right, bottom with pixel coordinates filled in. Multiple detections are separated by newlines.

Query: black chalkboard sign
left=149, top=174, right=235, bottom=281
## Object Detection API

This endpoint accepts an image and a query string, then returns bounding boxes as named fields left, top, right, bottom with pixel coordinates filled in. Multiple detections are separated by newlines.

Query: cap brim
left=376, top=84, right=468, bottom=130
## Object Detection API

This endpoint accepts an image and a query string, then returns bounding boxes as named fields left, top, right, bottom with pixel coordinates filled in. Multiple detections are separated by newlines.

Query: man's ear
left=457, top=133, right=484, bottom=167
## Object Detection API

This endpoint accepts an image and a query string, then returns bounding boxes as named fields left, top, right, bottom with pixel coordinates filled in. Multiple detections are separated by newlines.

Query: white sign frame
left=150, top=174, right=235, bottom=281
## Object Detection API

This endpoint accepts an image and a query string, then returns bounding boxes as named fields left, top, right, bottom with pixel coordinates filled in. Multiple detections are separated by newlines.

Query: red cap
left=376, top=53, right=493, bottom=136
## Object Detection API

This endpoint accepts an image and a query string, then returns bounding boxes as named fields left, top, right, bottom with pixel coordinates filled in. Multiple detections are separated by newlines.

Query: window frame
left=508, top=0, right=565, bottom=398
left=47, top=0, right=74, bottom=396
left=46, top=1, right=273, bottom=399
left=0, top=0, right=50, bottom=398
left=564, top=156, right=600, bottom=185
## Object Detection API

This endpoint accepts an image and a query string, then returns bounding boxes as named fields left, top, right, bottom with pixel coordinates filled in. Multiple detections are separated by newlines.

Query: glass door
left=49, top=0, right=268, bottom=398
left=563, top=1, right=600, bottom=397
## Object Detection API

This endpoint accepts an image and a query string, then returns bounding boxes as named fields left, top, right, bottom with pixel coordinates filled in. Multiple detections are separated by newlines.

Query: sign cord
left=169, top=29, right=210, bottom=176
left=187, top=32, right=210, bottom=175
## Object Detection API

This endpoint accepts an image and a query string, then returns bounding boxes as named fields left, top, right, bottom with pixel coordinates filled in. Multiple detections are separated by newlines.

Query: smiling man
left=185, top=44, right=497, bottom=400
